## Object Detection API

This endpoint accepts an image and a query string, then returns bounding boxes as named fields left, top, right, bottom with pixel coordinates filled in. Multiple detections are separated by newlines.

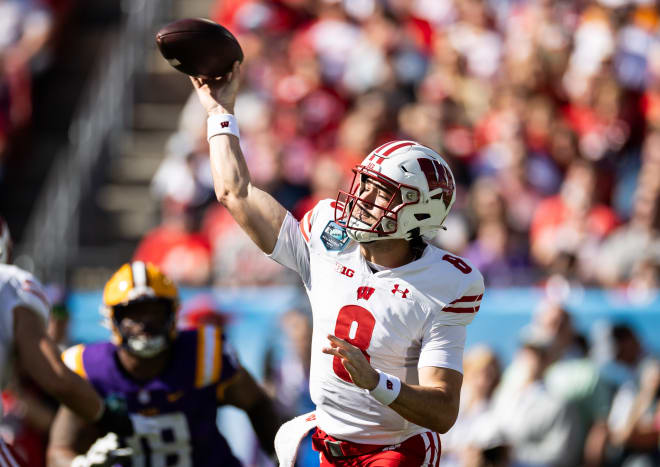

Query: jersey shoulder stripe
left=442, top=277, right=484, bottom=316
left=443, top=293, right=483, bottom=314
left=195, top=325, right=223, bottom=388
left=61, top=344, right=88, bottom=379
left=299, top=209, right=313, bottom=243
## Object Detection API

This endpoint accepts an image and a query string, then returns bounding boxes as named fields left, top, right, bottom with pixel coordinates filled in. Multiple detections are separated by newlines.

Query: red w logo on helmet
left=417, top=158, right=454, bottom=206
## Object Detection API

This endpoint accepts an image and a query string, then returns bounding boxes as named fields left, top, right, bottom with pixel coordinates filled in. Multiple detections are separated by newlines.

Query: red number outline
left=442, top=254, right=472, bottom=274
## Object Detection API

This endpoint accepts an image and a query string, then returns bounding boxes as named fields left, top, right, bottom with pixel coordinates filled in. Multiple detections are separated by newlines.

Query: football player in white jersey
left=189, top=62, right=484, bottom=466
left=0, top=216, right=133, bottom=465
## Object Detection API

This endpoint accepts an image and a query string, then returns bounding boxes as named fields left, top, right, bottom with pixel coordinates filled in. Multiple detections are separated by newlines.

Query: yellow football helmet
left=103, top=261, right=179, bottom=357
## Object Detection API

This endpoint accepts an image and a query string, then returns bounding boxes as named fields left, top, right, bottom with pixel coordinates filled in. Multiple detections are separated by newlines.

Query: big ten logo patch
left=336, top=263, right=354, bottom=278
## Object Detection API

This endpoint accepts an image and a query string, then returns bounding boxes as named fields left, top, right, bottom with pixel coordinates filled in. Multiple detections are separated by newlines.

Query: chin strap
left=347, top=217, right=405, bottom=243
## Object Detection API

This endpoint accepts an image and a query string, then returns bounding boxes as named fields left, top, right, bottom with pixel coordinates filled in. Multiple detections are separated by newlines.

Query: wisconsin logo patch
left=321, top=221, right=350, bottom=251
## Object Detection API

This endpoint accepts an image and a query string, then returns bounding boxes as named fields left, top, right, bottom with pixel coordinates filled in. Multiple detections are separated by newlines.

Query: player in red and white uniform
left=190, top=63, right=484, bottom=465
left=0, top=217, right=133, bottom=466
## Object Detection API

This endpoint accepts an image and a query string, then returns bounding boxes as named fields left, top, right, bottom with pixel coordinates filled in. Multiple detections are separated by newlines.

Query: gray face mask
left=125, top=335, right=168, bottom=358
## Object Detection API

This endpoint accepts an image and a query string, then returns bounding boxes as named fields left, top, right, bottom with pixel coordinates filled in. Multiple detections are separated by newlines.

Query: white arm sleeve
left=0, top=272, right=50, bottom=343
left=268, top=212, right=311, bottom=287
left=418, top=323, right=466, bottom=373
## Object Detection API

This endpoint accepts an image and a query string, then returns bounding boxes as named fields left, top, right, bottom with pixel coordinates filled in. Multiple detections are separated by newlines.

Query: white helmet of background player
left=0, top=216, right=12, bottom=264
left=335, top=140, right=456, bottom=243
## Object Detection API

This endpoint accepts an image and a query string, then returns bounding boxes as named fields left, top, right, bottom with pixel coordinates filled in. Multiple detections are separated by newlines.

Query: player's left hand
left=323, top=335, right=379, bottom=390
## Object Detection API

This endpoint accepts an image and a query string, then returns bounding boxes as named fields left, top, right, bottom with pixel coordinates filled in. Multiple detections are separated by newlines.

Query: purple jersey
left=63, top=326, right=242, bottom=466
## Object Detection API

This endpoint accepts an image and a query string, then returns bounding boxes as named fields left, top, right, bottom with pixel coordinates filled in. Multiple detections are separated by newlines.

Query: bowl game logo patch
left=321, top=221, right=349, bottom=251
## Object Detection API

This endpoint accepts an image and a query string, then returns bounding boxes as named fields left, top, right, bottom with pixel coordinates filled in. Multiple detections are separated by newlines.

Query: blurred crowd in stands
left=0, top=0, right=72, bottom=173
left=441, top=299, right=660, bottom=467
left=136, top=0, right=660, bottom=296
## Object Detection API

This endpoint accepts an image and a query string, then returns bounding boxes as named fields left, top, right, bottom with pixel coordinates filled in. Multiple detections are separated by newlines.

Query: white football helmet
left=0, top=216, right=12, bottom=264
left=335, top=140, right=455, bottom=243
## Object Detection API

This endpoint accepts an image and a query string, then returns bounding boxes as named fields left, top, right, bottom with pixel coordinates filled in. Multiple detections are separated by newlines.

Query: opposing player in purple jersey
left=47, top=262, right=279, bottom=466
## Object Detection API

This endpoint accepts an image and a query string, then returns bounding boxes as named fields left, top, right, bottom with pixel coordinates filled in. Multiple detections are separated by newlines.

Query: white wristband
left=369, top=370, right=401, bottom=406
left=207, top=113, right=240, bottom=141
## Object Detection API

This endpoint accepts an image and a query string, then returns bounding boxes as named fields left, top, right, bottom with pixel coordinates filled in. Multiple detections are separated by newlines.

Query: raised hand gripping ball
left=156, top=18, right=243, bottom=78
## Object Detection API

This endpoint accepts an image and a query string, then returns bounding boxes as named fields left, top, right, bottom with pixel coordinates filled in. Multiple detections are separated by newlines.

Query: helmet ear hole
left=414, top=213, right=431, bottom=221
left=405, top=191, right=418, bottom=202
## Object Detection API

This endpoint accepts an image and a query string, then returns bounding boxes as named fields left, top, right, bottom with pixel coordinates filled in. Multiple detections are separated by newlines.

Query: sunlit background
left=1, top=0, right=660, bottom=465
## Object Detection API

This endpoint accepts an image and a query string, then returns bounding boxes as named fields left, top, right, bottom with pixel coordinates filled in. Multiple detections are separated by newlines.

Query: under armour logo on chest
left=392, top=284, right=409, bottom=298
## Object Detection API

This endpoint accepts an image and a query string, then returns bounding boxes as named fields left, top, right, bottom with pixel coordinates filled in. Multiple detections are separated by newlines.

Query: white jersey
left=0, top=264, right=50, bottom=421
left=270, top=199, right=484, bottom=444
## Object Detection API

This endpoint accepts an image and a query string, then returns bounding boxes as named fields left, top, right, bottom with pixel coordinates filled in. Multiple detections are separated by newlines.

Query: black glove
left=94, top=397, right=134, bottom=437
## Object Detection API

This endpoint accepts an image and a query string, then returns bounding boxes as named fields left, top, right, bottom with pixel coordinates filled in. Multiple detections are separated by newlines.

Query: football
left=155, top=18, right=243, bottom=78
